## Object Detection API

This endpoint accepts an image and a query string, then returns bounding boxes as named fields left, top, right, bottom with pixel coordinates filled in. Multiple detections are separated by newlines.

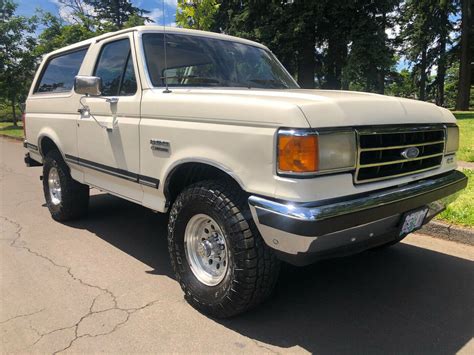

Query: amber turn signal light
left=278, top=135, right=319, bottom=173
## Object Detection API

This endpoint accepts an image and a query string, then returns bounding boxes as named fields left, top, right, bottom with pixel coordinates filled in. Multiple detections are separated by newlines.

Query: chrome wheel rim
left=48, top=167, right=62, bottom=205
left=184, top=214, right=229, bottom=286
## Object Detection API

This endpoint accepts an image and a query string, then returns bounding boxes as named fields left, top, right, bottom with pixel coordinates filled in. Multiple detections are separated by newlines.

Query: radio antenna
left=162, top=0, right=171, bottom=93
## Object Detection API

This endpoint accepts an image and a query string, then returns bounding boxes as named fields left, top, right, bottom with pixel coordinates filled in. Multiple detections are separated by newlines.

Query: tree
left=84, top=0, right=150, bottom=30
left=434, top=0, right=449, bottom=106
left=211, top=1, right=320, bottom=88
left=399, top=0, right=462, bottom=105
left=342, top=0, right=399, bottom=93
left=0, top=0, right=37, bottom=125
left=429, top=0, right=459, bottom=107
left=399, top=0, right=438, bottom=101
left=455, top=0, right=472, bottom=110
left=55, top=0, right=95, bottom=28
left=445, top=62, right=460, bottom=107
left=315, top=1, right=353, bottom=90
left=176, top=0, right=220, bottom=31
left=120, top=0, right=469, bottom=108
left=34, top=12, right=97, bottom=56
left=386, top=68, right=417, bottom=98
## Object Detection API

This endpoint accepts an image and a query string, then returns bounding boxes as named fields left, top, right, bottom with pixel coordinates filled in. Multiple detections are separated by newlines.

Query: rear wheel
left=43, top=150, right=89, bottom=221
left=168, top=180, right=280, bottom=318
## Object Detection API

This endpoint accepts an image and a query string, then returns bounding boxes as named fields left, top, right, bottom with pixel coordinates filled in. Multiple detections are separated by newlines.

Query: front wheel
left=168, top=181, right=280, bottom=318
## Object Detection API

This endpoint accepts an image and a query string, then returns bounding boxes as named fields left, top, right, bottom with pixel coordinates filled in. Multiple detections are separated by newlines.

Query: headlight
left=445, top=125, right=459, bottom=154
left=277, top=129, right=356, bottom=175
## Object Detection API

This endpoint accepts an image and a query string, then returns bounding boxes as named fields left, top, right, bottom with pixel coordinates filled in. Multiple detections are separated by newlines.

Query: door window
left=94, top=39, right=137, bottom=96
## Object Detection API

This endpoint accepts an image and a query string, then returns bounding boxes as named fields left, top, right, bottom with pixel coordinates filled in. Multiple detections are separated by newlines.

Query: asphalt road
left=1, top=137, right=473, bottom=354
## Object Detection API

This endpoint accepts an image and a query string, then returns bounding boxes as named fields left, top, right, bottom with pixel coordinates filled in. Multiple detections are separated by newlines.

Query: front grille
left=355, top=127, right=445, bottom=184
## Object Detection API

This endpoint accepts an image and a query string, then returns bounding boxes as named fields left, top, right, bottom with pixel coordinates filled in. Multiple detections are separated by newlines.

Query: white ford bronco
left=24, top=26, right=467, bottom=318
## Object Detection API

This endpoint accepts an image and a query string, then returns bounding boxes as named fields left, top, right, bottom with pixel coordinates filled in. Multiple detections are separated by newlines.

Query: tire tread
left=168, top=180, right=280, bottom=318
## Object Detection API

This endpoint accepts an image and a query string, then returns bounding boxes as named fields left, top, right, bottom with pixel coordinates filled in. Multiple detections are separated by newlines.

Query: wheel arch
left=163, top=160, right=246, bottom=204
left=37, top=130, right=64, bottom=160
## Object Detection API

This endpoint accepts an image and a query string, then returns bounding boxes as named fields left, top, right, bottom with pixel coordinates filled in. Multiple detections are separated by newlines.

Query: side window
left=35, top=48, right=88, bottom=93
left=94, top=39, right=137, bottom=96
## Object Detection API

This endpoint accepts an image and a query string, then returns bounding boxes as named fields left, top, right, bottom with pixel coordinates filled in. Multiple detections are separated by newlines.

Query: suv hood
left=146, top=88, right=455, bottom=128
left=287, top=89, right=455, bottom=127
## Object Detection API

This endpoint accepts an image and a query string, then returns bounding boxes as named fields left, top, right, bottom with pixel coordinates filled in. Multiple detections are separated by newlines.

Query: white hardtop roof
left=45, top=26, right=268, bottom=58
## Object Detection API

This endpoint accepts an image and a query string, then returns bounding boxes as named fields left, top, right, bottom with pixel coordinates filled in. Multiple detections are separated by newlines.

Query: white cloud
left=49, top=0, right=177, bottom=26
left=136, top=0, right=176, bottom=9
left=146, top=8, right=163, bottom=24
left=163, top=0, right=178, bottom=6
left=147, top=1, right=177, bottom=26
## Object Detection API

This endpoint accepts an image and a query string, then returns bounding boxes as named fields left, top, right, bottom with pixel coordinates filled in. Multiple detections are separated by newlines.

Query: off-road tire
left=43, top=150, right=89, bottom=221
left=168, top=180, right=280, bottom=318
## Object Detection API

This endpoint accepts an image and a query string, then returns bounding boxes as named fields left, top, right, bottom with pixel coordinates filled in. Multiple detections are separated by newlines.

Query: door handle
left=78, top=95, right=114, bottom=131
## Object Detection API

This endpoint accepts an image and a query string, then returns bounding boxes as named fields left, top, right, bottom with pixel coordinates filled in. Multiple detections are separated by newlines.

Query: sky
left=16, top=0, right=178, bottom=26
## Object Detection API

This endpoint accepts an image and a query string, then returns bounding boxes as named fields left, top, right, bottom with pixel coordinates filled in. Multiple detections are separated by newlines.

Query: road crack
left=52, top=298, right=161, bottom=354
left=2, top=215, right=161, bottom=353
left=0, top=308, right=45, bottom=325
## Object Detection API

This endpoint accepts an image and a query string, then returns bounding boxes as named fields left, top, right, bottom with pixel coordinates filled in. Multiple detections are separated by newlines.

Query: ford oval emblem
left=401, top=147, right=420, bottom=159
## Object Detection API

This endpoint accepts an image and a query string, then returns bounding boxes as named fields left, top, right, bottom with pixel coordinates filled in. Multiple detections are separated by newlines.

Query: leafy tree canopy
left=0, top=0, right=37, bottom=123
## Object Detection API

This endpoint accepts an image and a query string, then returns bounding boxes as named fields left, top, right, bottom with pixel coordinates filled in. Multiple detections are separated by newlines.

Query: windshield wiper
left=248, top=79, right=289, bottom=89
left=161, top=75, right=222, bottom=84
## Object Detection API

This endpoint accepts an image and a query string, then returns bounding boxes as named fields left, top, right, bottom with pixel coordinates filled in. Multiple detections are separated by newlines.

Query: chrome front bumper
left=248, top=170, right=467, bottom=265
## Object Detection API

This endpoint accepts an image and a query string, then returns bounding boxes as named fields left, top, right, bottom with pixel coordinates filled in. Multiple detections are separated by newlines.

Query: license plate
left=400, top=208, right=429, bottom=236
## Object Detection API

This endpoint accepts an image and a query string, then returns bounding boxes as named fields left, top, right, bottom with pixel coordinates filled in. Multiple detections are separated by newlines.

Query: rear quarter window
left=34, top=47, right=88, bottom=94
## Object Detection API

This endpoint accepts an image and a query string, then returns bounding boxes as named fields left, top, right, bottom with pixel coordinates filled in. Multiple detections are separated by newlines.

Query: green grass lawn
left=436, top=168, right=474, bottom=227
left=452, top=111, right=474, bottom=162
left=0, top=121, right=23, bottom=139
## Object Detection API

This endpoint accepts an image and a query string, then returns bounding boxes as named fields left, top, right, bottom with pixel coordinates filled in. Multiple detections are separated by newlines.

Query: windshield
left=142, top=33, right=299, bottom=89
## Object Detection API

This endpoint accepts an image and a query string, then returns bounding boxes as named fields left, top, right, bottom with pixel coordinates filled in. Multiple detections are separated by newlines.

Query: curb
left=420, top=220, right=474, bottom=246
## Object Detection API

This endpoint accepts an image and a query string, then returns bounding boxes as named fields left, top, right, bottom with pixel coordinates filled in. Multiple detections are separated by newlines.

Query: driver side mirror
left=74, top=75, right=102, bottom=96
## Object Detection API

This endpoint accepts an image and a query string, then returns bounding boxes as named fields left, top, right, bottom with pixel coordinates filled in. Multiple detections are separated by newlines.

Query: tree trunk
left=114, top=0, right=122, bottom=29
left=11, top=95, right=17, bottom=127
left=377, top=11, right=387, bottom=95
left=436, top=3, right=448, bottom=107
left=455, top=0, right=472, bottom=110
left=325, top=37, right=346, bottom=89
left=377, top=71, right=385, bottom=94
left=419, top=48, right=427, bottom=101
left=297, top=34, right=315, bottom=89
left=436, top=38, right=447, bottom=106
left=342, top=79, right=349, bottom=91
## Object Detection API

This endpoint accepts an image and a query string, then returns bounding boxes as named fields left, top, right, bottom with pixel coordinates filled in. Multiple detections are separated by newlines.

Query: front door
left=77, top=34, right=142, bottom=202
